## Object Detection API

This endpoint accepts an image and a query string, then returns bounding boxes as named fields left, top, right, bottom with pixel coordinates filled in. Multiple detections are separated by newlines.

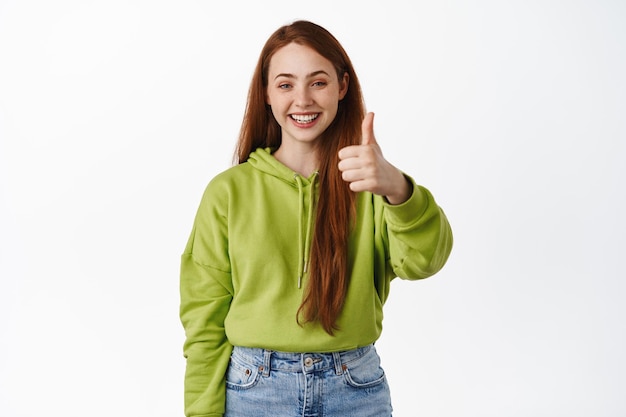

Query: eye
left=278, top=83, right=292, bottom=90
left=312, top=81, right=327, bottom=87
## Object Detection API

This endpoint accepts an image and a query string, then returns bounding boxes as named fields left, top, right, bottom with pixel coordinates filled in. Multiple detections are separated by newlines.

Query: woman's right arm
left=180, top=183, right=234, bottom=417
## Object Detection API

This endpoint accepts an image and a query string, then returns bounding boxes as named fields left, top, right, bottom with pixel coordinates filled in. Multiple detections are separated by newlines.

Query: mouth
left=290, top=113, right=319, bottom=124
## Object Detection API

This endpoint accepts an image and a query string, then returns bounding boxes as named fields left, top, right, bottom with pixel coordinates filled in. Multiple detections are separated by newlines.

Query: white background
left=1, top=1, right=625, bottom=416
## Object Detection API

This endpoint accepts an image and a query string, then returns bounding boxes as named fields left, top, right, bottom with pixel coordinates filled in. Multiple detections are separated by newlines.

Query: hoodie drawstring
left=294, top=172, right=318, bottom=289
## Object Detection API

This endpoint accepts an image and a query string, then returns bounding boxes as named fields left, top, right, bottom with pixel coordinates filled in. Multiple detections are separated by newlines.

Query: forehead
left=268, top=42, right=335, bottom=78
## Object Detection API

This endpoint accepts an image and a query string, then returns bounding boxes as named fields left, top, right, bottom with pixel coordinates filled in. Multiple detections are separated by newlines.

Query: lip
left=289, top=112, right=320, bottom=127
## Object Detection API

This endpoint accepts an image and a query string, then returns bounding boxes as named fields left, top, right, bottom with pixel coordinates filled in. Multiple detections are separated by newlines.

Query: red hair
left=235, top=20, right=366, bottom=334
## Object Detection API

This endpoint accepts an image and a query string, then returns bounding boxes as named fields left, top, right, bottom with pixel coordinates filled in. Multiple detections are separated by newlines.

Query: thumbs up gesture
left=338, top=112, right=411, bottom=205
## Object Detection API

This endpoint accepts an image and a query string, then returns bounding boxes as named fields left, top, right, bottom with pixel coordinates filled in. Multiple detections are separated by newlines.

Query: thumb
left=361, top=112, right=376, bottom=146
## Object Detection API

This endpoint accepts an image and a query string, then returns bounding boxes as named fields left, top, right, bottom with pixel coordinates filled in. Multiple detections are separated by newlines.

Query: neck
left=273, top=145, right=319, bottom=178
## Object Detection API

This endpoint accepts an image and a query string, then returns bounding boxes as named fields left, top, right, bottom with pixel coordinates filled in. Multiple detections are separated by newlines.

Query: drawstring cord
left=294, top=172, right=318, bottom=289
left=302, top=172, right=318, bottom=278
left=294, top=174, right=304, bottom=288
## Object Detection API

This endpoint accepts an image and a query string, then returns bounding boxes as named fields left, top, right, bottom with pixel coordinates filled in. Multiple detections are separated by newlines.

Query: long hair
left=234, top=20, right=365, bottom=334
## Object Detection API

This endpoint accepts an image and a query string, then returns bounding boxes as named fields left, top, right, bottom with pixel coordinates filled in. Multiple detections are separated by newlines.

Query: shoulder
left=204, top=162, right=253, bottom=193
left=196, top=162, right=260, bottom=210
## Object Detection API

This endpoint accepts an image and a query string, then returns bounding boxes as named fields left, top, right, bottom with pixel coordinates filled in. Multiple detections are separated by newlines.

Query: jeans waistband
left=231, top=344, right=374, bottom=376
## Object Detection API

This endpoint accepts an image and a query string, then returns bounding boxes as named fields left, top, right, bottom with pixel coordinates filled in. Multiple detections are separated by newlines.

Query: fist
left=337, top=112, right=411, bottom=204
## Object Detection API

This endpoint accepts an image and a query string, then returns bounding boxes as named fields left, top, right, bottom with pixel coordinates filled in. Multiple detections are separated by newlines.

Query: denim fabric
left=224, top=344, right=393, bottom=417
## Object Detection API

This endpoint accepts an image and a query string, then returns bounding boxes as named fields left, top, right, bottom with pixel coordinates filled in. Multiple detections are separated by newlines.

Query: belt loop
left=332, top=351, right=344, bottom=375
left=261, top=350, right=272, bottom=377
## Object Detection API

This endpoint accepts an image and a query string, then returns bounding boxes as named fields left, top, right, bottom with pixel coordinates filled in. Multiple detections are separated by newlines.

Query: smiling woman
left=1, top=2, right=625, bottom=417
left=179, top=19, right=453, bottom=417
left=267, top=43, right=349, bottom=167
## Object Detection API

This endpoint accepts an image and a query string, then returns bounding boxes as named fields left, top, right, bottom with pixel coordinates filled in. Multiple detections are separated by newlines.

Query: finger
left=337, top=144, right=361, bottom=160
left=337, top=157, right=363, bottom=172
left=347, top=178, right=374, bottom=193
left=361, top=112, right=376, bottom=146
left=340, top=165, right=363, bottom=184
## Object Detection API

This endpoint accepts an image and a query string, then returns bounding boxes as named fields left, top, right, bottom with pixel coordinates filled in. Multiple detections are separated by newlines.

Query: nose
left=294, top=86, right=313, bottom=108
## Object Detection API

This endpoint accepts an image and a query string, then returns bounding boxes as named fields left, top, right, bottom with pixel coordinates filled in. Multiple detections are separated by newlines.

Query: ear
left=338, top=72, right=349, bottom=100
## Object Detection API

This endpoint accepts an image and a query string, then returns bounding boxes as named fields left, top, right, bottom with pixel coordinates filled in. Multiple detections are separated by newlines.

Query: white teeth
left=291, top=114, right=318, bottom=123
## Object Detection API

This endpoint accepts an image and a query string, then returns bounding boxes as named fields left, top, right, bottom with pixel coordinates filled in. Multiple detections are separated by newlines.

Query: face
left=266, top=42, right=348, bottom=149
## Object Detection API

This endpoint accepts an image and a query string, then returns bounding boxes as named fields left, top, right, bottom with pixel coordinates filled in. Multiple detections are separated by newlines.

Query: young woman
left=180, top=20, right=453, bottom=417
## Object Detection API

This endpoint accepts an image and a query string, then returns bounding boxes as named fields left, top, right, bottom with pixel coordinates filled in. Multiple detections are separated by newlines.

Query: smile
left=290, top=113, right=319, bottom=123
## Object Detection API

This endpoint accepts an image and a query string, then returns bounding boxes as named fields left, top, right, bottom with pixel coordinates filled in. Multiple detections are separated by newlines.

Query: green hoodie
left=180, top=147, right=453, bottom=417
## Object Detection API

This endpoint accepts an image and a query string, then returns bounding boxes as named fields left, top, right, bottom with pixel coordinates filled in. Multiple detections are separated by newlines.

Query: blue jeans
left=225, top=344, right=393, bottom=417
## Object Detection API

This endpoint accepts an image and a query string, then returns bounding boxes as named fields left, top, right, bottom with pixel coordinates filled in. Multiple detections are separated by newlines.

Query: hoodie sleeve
left=180, top=182, right=234, bottom=417
left=382, top=175, right=453, bottom=280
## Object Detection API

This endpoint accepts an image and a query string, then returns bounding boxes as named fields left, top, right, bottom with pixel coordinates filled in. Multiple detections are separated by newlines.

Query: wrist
left=385, top=173, right=412, bottom=205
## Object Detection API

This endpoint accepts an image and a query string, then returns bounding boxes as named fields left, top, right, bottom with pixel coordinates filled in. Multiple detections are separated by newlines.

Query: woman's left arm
left=381, top=179, right=453, bottom=279
left=339, top=112, right=453, bottom=278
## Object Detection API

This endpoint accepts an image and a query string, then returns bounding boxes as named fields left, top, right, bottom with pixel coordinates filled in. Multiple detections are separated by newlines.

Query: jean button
left=304, top=357, right=313, bottom=367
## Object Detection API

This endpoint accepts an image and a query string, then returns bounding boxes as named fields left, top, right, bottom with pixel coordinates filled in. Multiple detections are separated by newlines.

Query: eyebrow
left=273, top=70, right=330, bottom=80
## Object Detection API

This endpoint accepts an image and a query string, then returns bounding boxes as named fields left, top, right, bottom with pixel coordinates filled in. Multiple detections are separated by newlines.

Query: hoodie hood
left=248, top=147, right=319, bottom=288
left=247, top=147, right=315, bottom=184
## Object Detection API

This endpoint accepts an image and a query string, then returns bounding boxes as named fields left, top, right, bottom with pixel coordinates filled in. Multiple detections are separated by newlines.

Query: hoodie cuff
left=383, top=175, right=429, bottom=226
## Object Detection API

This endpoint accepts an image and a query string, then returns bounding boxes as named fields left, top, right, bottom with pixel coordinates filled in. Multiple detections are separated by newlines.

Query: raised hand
left=337, top=112, right=411, bottom=205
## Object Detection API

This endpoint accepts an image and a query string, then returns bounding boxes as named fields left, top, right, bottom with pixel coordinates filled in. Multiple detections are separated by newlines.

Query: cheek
left=268, top=102, right=287, bottom=126
left=269, top=106, right=281, bottom=123
left=324, top=98, right=340, bottom=118
left=267, top=91, right=287, bottom=109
